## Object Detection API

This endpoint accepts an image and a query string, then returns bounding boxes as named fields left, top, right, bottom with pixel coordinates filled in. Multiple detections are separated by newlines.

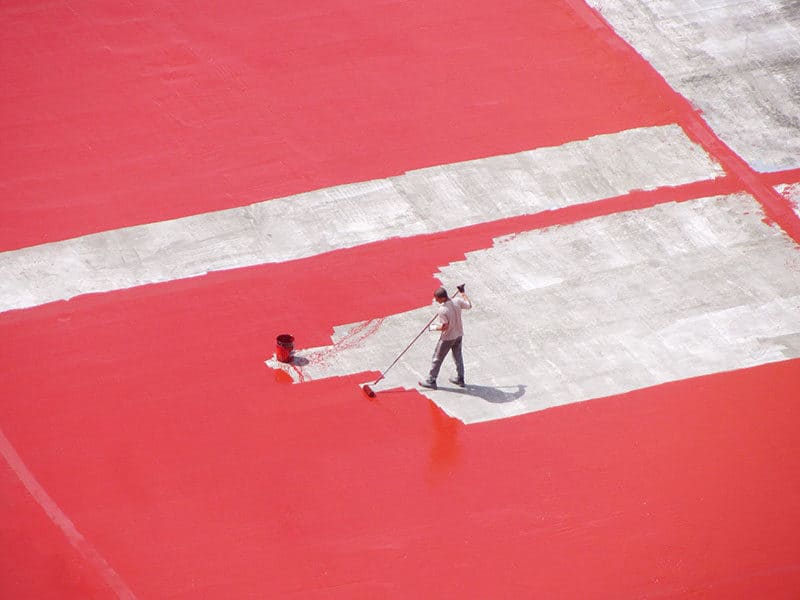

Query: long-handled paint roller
left=361, top=284, right=465, bottom=399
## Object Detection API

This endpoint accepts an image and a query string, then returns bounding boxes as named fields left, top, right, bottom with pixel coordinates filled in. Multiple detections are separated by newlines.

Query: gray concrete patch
left=777, top=183, right=800, bottom=273
left=587, top=0, right=800, bottom=172
left=777, top=182, right=800, bottom=214
left=1, top=125, right=722, bottom=313
left=268, top=194, right=800, bottom=424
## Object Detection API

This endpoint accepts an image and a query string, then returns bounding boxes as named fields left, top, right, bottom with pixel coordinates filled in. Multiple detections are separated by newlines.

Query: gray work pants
left=427, top=336, right=464, bottom=382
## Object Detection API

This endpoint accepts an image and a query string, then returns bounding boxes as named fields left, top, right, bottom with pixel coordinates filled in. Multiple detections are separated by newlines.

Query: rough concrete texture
left=778, top=182, right=800, bottom=235
left=778, top=181, right=800, bottom=210
left=587, top=0, right=800, bottom=172
left=0, top=125, right=722, bottom=314
left=268, top=194, right=800, bottom=424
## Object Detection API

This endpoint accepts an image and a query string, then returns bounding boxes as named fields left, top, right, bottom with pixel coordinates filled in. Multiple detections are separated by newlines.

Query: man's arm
left=433, top=321, right=449, bottom=332
left=455, top=283, right=472, bottom=309
left=430, top=307, right=449, bottom=331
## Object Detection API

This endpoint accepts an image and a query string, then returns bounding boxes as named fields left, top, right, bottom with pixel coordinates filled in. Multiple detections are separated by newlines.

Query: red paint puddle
left=274, top=369, right=294, bottom=384
left=426, top=402, right=461, bottom=483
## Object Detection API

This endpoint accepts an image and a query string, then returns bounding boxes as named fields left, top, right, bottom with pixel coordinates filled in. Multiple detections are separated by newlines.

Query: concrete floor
left=1, top=124, right=722, bottom=313
left=270, top=193, right=800, bottom=423
left=587, top=0, right=800, bottom=172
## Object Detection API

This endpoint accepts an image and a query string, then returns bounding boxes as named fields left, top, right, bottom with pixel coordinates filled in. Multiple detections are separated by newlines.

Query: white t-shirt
left=437, top=297, right=471, bottom=340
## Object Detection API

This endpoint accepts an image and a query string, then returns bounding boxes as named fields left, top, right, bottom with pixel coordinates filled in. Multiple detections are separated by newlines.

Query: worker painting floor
left=2, top=1, right=800, bottom=598
left=268, top=194, right=800, bottom=424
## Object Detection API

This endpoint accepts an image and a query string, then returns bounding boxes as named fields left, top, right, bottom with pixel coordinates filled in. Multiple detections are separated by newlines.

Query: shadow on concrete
left=439, top=383, right=527, bottom=403
left=289, top=355, right=309, bottom=366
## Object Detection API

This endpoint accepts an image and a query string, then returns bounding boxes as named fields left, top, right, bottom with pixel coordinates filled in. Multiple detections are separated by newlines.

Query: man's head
left=433, top=287, right=448, bottom=303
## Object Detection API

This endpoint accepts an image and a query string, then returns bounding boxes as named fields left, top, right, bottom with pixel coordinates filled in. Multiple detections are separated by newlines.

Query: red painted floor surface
left=2, top=1, right=800, bottom=598
left=2, top=260, right=800, bottom=597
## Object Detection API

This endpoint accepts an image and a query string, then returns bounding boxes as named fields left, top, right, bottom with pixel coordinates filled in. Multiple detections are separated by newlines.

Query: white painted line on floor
left=0, top=426, right=137, bottom=599
left=268, top=194, right=800, bottom=424
left=1, top=124, right=723, bottom=314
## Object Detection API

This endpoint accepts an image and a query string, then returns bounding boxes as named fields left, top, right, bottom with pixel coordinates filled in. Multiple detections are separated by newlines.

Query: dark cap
left=433, top=287, right=448, bottom=300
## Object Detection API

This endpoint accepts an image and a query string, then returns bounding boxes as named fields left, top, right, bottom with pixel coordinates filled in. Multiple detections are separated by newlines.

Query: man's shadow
left=438, top=383, right=527, bottom=404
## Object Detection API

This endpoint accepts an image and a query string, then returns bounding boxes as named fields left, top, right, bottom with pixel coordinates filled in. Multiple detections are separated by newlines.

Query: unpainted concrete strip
left=585, top=0, right=800, bottom=172
left=267, top=194, right=800, bottom=424
left=0, top=125, right=723, bottom=314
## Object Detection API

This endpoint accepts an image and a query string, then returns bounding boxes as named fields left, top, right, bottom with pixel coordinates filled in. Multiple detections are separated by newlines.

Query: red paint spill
left=274, top=369, right=294, bottom=384
left=295, top=318, right=386, bottom=380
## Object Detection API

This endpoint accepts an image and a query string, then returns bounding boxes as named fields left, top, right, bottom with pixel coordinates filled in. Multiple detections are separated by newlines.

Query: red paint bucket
left=276, top=334, right=294, bottom=363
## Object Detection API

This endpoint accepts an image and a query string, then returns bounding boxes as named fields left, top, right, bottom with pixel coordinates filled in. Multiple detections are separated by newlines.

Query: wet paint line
left=0, top=426, right=137, bottom=599
left=1, top=124, right=724, bottom=314
left=679, top=113, right=800, bottom=244
left=763, top=169, right=800, bottom=188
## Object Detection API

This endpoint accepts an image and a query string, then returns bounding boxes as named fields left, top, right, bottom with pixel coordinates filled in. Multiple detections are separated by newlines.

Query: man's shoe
left=419, top=380, right=437, bottom=390
left=448, top=376, right=466, bottom=388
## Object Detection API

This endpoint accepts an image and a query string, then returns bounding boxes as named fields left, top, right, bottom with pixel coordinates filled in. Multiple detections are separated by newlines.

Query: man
left=419, top=284, right=472, bottom=390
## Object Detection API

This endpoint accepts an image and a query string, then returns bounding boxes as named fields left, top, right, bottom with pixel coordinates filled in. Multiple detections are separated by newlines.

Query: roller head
left=361, top=384, right=376, bottom=399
